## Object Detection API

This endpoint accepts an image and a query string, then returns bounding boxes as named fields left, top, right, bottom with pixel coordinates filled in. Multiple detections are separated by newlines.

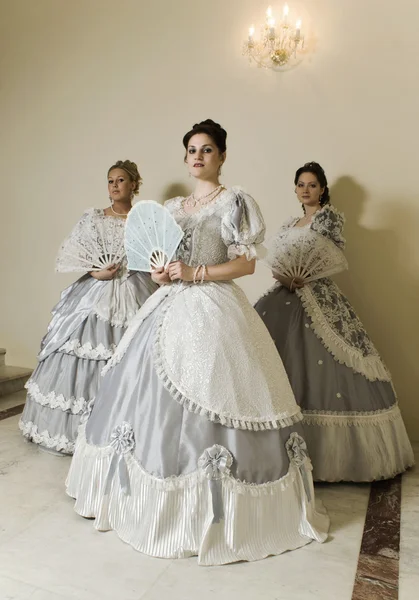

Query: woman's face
left=185, top=133, right=225, bottom=181
left=295, top=172, right=325, bottom=208
left=108, top=168, right=135, bottom=203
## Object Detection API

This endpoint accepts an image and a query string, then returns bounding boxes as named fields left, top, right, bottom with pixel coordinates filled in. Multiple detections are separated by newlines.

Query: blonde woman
left=20, top=160, right=158, bottom=455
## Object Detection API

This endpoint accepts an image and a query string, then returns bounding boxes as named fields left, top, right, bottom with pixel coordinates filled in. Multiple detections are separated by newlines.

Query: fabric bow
left=104, top=422, right=135, bottom=496
left=79, top=398, right=95, bottom=425
left=285, top=432, right=312, bottom=502
left=198, top=445, right=233, bottom=523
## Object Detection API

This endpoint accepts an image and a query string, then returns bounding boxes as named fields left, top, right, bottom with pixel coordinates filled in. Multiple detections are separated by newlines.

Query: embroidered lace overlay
left=154, top=280, right=301, bottom=430
left=298, top=280, right=390, bottom=381
left=268, top=204, right=390, bottom=382
left=310, top=205, right=346, bottom=249
left=305, top=279, right=378, bottom=357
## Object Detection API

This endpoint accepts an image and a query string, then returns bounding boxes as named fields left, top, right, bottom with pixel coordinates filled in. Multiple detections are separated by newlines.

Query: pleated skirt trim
left=66, top=428, right=329, bottom=566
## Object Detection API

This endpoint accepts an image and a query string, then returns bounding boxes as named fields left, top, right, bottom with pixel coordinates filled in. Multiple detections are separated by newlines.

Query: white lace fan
left=125, top=201, right=184, bottom=272
left=265, top=227, right=348, bottom=283
left=56, top=211, right=126, bottom=273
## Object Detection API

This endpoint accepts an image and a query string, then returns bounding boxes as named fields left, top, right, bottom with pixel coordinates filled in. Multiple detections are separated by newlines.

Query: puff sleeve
left=310, top=205, right=346, bottom=249
left=221, top=187, right=266, bottom=260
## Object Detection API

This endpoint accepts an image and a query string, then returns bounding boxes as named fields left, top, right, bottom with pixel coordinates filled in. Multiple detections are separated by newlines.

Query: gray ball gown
left=19, top=208, right=158, bottom=455
left=66, top=188, right=329, bottom=566
left=255, top=205, right=414, bottom=482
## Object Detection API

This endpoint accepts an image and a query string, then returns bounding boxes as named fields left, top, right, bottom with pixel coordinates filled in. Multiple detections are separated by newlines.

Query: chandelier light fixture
left=243, top=4, right=305, bottom=70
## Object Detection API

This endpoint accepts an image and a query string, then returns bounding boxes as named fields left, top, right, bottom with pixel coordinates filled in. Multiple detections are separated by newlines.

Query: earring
left=218, top=165, right=222, bottom=177
left=109, top=196, right=114, bottom=205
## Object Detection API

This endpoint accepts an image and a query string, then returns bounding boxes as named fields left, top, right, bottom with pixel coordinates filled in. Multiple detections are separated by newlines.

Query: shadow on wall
left=161, top=183, right=190, bottom=203
left=331, top=176, right=419, bottom=440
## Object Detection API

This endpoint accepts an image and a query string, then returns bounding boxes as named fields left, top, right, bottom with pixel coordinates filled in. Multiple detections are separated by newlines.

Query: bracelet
left=193, top=266, right=201, bottom=284
left=200, top=265, right=206, bottom=284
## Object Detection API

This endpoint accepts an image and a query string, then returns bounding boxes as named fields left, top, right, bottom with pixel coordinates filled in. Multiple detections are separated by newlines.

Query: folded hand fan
left=265, top=227, right=348, bottom=282
left=56, top=212, right=126, bottom=273
left=125, top=201, right=184, bottom=272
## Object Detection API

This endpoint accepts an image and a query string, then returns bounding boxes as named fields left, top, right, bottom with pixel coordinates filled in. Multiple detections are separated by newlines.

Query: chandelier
left=243, top=4, right=305, bottom=70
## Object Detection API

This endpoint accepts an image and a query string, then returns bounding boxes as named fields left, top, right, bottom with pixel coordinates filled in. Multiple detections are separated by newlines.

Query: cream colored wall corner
left=1, top=1, right=418, bottom=439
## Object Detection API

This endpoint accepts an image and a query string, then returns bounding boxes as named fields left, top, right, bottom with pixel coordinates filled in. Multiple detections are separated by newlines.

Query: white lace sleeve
left=221, top=187, right=266, bottom=260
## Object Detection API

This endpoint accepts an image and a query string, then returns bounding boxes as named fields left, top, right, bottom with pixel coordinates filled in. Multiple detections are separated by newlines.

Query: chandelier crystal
left=243, top=4, right=305, bottom=70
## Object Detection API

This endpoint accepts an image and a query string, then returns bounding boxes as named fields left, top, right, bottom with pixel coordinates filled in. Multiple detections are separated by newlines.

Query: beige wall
left=1, top=0, right=418, bottom=438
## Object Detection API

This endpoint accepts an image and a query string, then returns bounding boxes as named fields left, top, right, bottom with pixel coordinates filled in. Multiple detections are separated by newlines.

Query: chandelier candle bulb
left=268, top=17, right=276, bottom=38
left=295, top=19, right=301, bottom=40
left=283, top=4, right=289, bottom=25
left=248, top=25, right=255, bottom=43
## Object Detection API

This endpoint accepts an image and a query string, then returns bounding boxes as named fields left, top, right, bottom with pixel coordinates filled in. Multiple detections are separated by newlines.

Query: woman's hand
left=90, top=264, right=120, bottom=280
left=151, top=267, right=171, bottom=285
left=167, top=261, right=195, bottom=282
left=272, top=271, right=305, bottom=292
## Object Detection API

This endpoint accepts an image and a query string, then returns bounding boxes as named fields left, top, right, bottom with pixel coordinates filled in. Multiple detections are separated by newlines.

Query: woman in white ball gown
left=20, top=160, right=158, bottom=455
left=66, top=121, right=329, bottom=565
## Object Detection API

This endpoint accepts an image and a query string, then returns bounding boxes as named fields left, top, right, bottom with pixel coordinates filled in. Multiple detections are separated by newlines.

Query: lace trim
left=19, top=419, right=75, bottom=453
left=298, top=286, right=391, bottom=382
left=302, top=404, right=401, bottom=427
left=152, top=291, right=303, bottom=431
left=59, top=339, right=116, bottom=360
left=227, top=243, right=258, bottom=261
left=25, top=380, right=88, bottom=415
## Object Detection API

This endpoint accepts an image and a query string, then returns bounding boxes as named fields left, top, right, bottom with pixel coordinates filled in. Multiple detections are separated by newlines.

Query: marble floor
left=0, top=391, right=418, bottom=600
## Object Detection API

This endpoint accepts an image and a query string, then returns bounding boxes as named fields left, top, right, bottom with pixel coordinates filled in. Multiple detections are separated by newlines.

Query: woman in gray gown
left=20, top=160, right=158, bottom=455
left=255, top=161, right=414, bottom=482
left=66, top=120, right=329, bottom=566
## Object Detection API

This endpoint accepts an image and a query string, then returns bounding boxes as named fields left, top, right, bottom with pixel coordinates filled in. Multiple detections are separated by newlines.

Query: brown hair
left=295, top=162, right=330, bottom=207
left=182, top=119, right=227, bottom=154
left=108, top=160, right=142, bottom=195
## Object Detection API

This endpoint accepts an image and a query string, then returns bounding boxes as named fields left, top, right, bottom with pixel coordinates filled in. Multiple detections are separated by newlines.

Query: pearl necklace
left=184, top=185, right=224, bottom=209
left=110, top=204, right=130, bottom=218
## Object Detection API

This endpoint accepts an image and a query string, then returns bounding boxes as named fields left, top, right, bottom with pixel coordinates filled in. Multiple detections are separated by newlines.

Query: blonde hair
left=108, top=160, right=142, bottom=195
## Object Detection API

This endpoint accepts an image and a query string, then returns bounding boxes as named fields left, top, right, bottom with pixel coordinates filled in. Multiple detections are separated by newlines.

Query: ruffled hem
left=152, top=286, right=303, bottom=431
left=298, top=286, right=391, bottom=382
left=19, top=419, right=75, bottom=454
left=25, top=380, right=88, bottom=415
left=66, top=428, right=329, bottom=565
left=302, top=404, right=414, bottom=482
